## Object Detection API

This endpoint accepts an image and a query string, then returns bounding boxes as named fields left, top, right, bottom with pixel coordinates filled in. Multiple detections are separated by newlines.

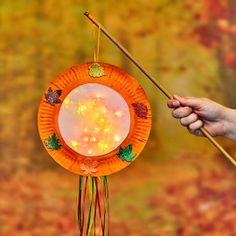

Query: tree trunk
left=218, top=0, right=236, bottom=108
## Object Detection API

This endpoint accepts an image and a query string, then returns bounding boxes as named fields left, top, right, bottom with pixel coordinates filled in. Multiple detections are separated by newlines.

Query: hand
left=167, top=95, right=228, bottom=137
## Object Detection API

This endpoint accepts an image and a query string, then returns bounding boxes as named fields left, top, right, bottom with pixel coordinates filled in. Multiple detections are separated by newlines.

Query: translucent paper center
left=58, top=83, right=131, bottom=156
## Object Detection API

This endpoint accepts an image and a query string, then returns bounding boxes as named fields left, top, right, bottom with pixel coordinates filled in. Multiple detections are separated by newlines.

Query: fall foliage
left=1, top=0, right=236, bottom=235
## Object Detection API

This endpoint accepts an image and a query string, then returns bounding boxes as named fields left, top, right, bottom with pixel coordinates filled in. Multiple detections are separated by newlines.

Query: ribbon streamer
left=77, top=176, right=109, bottom=236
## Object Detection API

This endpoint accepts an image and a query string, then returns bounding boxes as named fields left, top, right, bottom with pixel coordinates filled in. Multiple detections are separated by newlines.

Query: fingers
left=179, top=112, right=204, bottom=136
left=167, top=99, right=180, bottom=108
left=167, top=95, right=202, bottom=111
left=188, top=128, right=203, bottom=137
left=188, top=119, right=203, bottom=130
left=180, top=113, right=198, bottom=126
left=167, top=95, right=204, bottom=137
left=172, top=106, right=193, bottom=118
left=173, top=95, right=202, bottom=109
left=187, top=120, right=204, bottom=136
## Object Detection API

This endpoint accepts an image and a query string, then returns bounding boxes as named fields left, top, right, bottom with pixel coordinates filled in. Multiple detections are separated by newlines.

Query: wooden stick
left=84, top=12, right=236, bottom=167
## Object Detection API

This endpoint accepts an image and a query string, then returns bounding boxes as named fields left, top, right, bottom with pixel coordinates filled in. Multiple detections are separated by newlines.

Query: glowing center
left=58, top=83, right=131, bottom=156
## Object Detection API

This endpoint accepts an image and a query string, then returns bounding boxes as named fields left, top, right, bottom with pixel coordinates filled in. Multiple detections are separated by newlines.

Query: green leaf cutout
left=45, top=133, right=62, bottom=150
left=117, top=144, right=136, bottom=162
left=88, top=63, right=105, bottom=77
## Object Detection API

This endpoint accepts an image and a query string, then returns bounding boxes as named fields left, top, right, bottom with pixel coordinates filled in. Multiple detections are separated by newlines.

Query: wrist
left=222, top=107, right=236, bottom=141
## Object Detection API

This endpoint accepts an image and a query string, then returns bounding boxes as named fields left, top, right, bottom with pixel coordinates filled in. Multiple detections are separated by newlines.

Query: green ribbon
left=77, top=176, right=109, bottom=236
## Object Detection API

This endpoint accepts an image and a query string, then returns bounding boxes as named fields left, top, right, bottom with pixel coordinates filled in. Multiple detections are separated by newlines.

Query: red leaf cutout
left=132, top=102, right=148, bottom=119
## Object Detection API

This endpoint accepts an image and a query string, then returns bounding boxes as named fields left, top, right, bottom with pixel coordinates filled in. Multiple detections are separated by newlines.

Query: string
left=93, top=26, right=96, bottom=62
left=93, top=25, right=101, bottom=62
left=96, top=26, right=101, bottom=62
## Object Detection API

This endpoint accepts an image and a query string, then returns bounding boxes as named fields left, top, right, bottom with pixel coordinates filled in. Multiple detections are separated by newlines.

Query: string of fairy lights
left=58, top=84, right=130, bottom=156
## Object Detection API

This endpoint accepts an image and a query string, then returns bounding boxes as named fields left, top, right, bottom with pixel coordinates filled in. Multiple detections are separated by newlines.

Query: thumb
left=173, top=95, right=201, bottom=108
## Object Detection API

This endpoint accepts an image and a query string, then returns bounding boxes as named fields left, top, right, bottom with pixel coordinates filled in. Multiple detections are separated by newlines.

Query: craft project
left=38, top=61, right=151, bottom=234
left=38, top=61, right=151, bottom=176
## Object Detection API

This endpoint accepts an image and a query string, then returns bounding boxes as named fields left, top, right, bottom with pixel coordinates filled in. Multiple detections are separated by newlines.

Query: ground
left=1, top=151, right=236, bottom=236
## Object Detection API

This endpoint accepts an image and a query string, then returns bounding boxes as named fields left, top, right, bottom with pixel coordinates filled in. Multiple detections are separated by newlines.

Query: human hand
left=167, top=95, right=228, bottom=138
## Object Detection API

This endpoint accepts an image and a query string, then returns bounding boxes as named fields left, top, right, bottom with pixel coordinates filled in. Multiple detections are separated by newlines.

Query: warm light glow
left=77, top=104, right=87, bottom=114
left=58, top=83, right=131, bottom=156
left=99, top=118, right=105, bottom=123
left=71, top=140, right=78, bottom=148
left=101, top=106, right=107, bottom=113
left=91, top=137, right=97, bottom=142
left=94, top=127, right=100, bottom=132
left=96, top=93, right=103, bottom=98
left=115, top=110, right=122, bottom=117
left=114, top=135, right=121, bottom=142
left=94, top=113, right=99, bottom=119
left=103, top=126, right=112, bottom=133
left=83, top=136, right=89, bottom=142
left=64, top=98, right=70, bottom=105
left=98, top=142, right=109, bottom=151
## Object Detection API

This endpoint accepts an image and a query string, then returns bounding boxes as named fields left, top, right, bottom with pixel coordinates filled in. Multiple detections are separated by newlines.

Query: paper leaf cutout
left=80, top=159, right=98, bottom=175
left=45, top=133, right=62, bottom=150
left=117, top=144, right=136, bottom=162
left=132, top=102, right=148, bottom=119
left=45, top=87, right=62, bottom=106
left=88, top=63, right=105, bottom=77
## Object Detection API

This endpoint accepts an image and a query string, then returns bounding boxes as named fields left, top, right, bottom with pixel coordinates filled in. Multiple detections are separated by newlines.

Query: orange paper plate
left=38, top=62, right=152, bottom=176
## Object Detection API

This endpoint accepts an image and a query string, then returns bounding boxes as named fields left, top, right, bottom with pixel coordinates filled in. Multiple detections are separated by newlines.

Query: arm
left=167, top=95, right=236, bottom=141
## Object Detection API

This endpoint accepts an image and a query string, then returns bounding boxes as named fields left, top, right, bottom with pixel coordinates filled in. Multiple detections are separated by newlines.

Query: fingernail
left=195, top=130, right=201, bottom=136
left=173, top=101, right=180, bottom=106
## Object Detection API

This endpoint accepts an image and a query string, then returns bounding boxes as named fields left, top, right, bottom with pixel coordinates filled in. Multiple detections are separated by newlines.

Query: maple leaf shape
left=45, top=87, right=62, bottom=106
left=45, top=133, right=62, bottom=150
left=132, top=102, right=148, bottom=119
left=88, top=63, right=105, bottom=77
left=80, top=159, right=98, bottom=175
left=117, top=144, right=136, bottom=162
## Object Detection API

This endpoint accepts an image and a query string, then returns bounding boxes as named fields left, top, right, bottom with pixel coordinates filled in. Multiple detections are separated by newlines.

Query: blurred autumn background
left=1, top=0, right=236, bottom=235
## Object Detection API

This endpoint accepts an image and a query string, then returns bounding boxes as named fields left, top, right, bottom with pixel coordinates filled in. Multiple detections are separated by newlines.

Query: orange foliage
left=1, top=155, right=236, bottom=236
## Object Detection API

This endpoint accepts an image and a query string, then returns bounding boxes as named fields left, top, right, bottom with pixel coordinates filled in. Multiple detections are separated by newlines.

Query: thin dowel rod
left=84, top=12, right=236, bottom=167
left=84, top=12, right=171, bottom=99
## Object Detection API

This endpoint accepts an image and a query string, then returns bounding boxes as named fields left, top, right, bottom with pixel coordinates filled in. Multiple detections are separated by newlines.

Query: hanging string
left=93, top=26, right=96, bottom=62
left=96, top=26, right=101, bottom=62
left=93, top=25, right=101, bottom=62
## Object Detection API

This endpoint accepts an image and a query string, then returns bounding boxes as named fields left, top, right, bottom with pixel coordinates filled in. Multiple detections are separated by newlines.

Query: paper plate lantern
left=37, top=61, right=151, bottom=235
left=38, top=62, right=151, bottom=176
